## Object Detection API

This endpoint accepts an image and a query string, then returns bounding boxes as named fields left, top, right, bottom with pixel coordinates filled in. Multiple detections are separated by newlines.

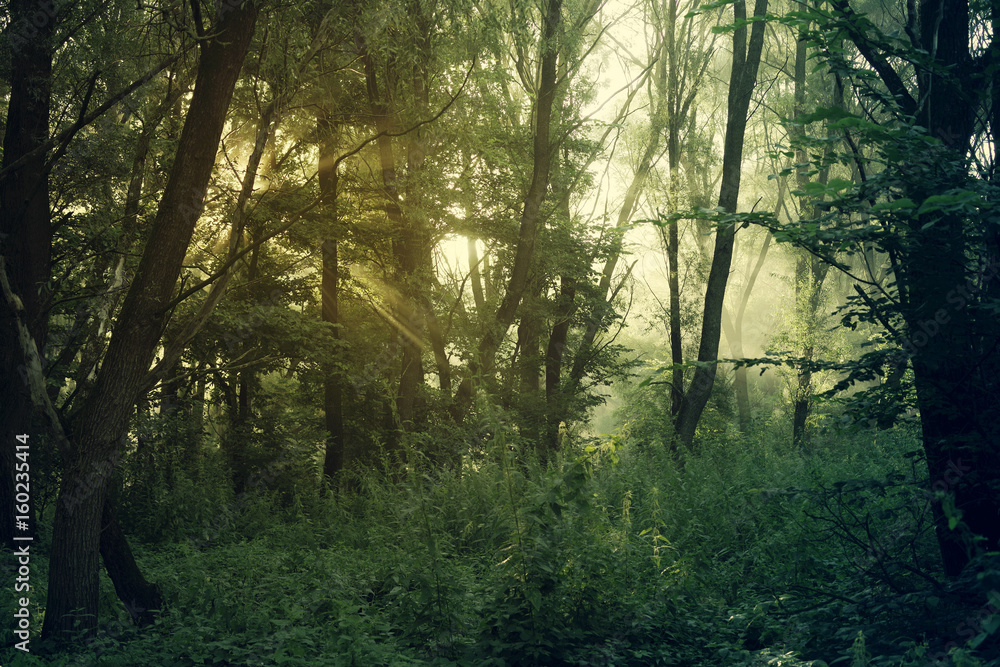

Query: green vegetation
left=2, top=0, right=999, bottom=663
left=3, top=417, right=998, bottom=664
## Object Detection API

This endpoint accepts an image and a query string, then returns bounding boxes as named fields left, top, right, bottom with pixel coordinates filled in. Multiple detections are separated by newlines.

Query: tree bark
left=100, top=490, right=163, bottom=626
left=0, top=0, right=55, bottom=549
left=825, top=0, right=997, bottom=574
left=666, top=217, right=684, bottom=417
left=42, top=2, right=258, bottom=640
left=674, top=0, right=767, bottom=449
left=516, top=279, right=545, bottom=443
left=903, top=0, right=1000, bottom=575
left=788, top=29, right=831, bottom=451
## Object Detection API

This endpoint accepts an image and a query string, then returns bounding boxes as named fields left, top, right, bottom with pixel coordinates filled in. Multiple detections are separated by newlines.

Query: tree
left=672, top=0, right=768, bottom=449
left=0, top=0, right=56, bottom=549
left=1, top=0, right=193, bottom=633
left=720, top=224, right=771, bottom=432
left=42, top=1, right=259, bottom=639
left=318, top=112, right=346, bottom=479
left=771, top=0, right=1000, bottom=575
left=451, top=0, right=566, bottom=420
left=789, top=25, right=832, bottom=450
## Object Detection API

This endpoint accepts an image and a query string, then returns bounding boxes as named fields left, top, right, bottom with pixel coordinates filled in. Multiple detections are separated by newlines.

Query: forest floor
left=2, top=422, right=999, bottom=666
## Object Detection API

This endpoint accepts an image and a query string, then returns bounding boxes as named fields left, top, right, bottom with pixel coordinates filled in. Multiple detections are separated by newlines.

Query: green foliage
left=8, top=416, right=1000, bottom=666
left=119, top=403, right=235, bottom=544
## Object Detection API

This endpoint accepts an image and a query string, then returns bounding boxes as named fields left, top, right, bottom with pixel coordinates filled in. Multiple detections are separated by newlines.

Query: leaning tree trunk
left=42, top=3, right=258, bottom=640
left=674, top=0, right=767, bottom=450
left=100, top=487, right=163, bottom=626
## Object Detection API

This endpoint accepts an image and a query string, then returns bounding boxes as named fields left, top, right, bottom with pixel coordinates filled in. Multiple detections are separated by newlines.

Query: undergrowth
left=2, top=421, right=998, bottom=666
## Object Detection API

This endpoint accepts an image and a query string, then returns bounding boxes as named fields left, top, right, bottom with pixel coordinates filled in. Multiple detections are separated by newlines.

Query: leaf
left=827, top=177, right=854, bottom=192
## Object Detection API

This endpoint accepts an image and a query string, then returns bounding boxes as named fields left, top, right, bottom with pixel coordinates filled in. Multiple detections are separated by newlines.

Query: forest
left=1, top=0, right=999, bottom=664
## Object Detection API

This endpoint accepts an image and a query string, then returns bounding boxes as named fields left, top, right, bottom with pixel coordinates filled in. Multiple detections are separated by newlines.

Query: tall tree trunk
left=666, top=214, right=684, bottom=417
left=42, top=3, right=258, bottom=640
left=516, top=280, right=544, bottom=443
left=674, top=0, right=767, bottom=449
left=544, top=275, right=576, bottom=453
left=318, top=112, right=345, bottom=480
left=0, top=0, right=55, bottom=549
left=827, top=0, right=997, bottom=574
left=903, top=0, right=1000, bottom=575
left=790, top=30, right=812, bottom=450
left=664, top=0, right=685, bottom=420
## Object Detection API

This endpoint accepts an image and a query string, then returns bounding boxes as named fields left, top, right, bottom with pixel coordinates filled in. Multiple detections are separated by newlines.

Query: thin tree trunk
left=791, top=30, right=811, bottom=451
left=452, top=0, right=563, bottom=420
left=789, top=34, right=831, bottom=451
left=674, top=0, right=767, bottom=450
left=318, top=111, right=345, bottom=480
left=469, top=238, right=486, bottom=310
left=322, top=236, right=345, bottom=478
left=720, top=230, right=771, bottom=432
left=666, top=217, right=684, bottom=417
left=544, top=275, right=576, bottom=453
left=516, top=280, right=544, bottom=443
